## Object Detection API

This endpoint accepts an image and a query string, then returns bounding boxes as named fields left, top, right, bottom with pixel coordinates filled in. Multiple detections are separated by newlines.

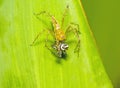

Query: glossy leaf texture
left=0, top=0, right=113, bottom=88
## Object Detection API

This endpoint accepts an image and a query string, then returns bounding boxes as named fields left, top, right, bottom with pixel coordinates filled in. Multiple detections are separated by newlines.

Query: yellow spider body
left=31, top=6, right=80, bottom=58
left=54, top=29, right=66, bottom=41
left=51, top=16, right=66, bottom=42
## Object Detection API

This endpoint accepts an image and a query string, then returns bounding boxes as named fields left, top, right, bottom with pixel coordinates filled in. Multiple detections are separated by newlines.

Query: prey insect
left=31, top=6, right=80, bottom=58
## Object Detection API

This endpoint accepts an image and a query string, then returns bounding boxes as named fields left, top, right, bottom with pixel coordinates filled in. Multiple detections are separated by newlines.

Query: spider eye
left=61, top=43, right=69, bottom=50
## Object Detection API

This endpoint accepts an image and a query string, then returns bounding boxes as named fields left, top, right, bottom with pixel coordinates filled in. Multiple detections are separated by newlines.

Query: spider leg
left=30, top=29, right=54, bottom=46
left=44, top=32, right=57, bottom=56
left=65, top=22, right=81, bottom=57
left=34, top=11, right=52, bottom=19
left=61, top=5, right=69, bottom=28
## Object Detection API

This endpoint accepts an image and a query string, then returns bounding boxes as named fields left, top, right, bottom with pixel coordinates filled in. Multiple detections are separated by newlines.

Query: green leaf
left=0, top=0, right=113, bottom=88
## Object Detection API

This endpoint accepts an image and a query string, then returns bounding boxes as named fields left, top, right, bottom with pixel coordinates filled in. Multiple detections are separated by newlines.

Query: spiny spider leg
left=45, top=31, right=57, bottom=56
left=65, top=22, right=81, bottom=57
left=30, top=29, right=54, bottom=46
left=61, top=5, right=69, bottom=28
left=30, top=30, right=44, bottom=46
left=34, top=11, right=52, bottom=19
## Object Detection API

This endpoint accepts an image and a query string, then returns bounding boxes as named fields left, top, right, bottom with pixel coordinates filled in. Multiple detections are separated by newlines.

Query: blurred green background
left=81, top=0, right=120, bottom=88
